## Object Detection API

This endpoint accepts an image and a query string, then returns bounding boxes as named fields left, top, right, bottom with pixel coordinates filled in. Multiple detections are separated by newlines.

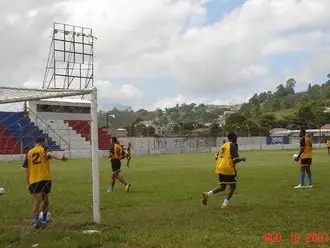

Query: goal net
left=0, top=87, right=101, bottom=228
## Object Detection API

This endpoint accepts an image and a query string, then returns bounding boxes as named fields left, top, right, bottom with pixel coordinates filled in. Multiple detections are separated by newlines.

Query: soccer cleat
left=125, top=184, right=131, bottom=192
left=294, top=184, right=305, bottom=189
left=305, top=185, right=313, bottom=188
left=201, top=192, right=209, bottom=206
left=221, top=203, right=229, bottom=209
left=33, top=222, right=42, bottom=229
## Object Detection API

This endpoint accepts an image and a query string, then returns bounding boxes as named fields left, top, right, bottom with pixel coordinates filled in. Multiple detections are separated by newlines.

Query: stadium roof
left=271, top=129, right=330, bottom=136
left=0, top=87, right=94, bottom=104
left=38, top=98, right=91, bottom=104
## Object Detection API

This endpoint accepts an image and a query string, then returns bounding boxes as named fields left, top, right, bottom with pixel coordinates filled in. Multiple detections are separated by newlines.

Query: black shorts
left=301, top=158, right=312, bottom=166
left=111, top=159, right=121, bottom=173
left=218, top=174, right=237, bottom=184
left=29, top=180, right=52, bottom=195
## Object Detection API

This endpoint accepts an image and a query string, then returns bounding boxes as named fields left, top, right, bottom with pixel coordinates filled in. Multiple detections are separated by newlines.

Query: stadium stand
left=65, top=120, right=111, bottom=150
left=0, top=112, right=61, bottom=153
left=0, top=97, right=110, bottom=156
left=0, top=125, right=21, bottom=154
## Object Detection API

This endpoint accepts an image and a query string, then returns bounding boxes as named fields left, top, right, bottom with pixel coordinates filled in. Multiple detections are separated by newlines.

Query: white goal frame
left=0, top=86, right=100, bottom=224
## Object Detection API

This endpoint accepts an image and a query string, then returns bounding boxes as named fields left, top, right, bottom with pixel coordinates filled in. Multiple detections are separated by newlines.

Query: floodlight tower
left=42, top=22, right=96, bottom=90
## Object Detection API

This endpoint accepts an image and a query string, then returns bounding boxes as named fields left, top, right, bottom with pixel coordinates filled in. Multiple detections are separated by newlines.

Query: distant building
left=111, top=128, right=127, bottom=137
left=321, top=124, right=330, bottom=129
left=269, top=128, right=288, bottom=134
left=217, top=110, right=237, bottom=126
left=271, top=128, right=330, bottom=144
left=155, top=126, right=171, bottom=136
left=140, top=120, right=153, bottom=126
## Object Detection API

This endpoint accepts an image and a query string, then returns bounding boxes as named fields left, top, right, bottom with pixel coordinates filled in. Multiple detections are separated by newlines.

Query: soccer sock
left=208, top=186, right=225, bottom=196
left=33, top=214, right=39, bottom=224
left=223, top=197, right=229, bottom=205
left=300, top=171, right=305, bottom=186
left=207, top=190, right=214, bottom=196
left=307, top=173, right=312, bottom=185
left=42, top=212, right=47, bottom=222
left=111, top=180, right=115, bottom=188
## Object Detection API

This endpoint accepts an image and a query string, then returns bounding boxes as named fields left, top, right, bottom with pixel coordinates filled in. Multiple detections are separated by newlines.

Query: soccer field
left=0, top=150, right=329, bottom=248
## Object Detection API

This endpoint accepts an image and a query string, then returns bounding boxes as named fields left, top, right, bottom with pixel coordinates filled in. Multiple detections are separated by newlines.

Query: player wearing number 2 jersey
left=201, top=132, right=246, bottom=208
left=22, top=137, right=67, bottom=229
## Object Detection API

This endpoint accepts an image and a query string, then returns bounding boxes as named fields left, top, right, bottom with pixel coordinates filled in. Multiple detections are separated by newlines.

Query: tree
left=285, top=78, right=296, bottom=95
left=224, top=113, right=247, bottom=135
left=132, top=116, right=144, bottom=126
left=275, top=84, right=287, bottom=97
left=257, top=113, right=277, bottom=133
left=293, top=104, right=316, bottom=129
left=307, top=83, right=312, bottom=93
left=208, top=123, right=222, bottom=137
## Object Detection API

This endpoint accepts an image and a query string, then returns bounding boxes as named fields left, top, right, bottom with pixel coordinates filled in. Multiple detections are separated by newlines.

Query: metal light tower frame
left=42, top=22, right=96, bottom=90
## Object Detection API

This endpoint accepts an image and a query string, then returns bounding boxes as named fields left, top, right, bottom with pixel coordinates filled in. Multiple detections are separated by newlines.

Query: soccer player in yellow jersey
left=294, top=129, right=313, bottom=188
left=327, top=139, right=330, bottom=155
left=202, top=132, right=246, bottom=208
left=126, top=142, right=132, bottom=168
left=22, top=137, right=67, bottom=228
left=108, top=137, right=131, bottom=192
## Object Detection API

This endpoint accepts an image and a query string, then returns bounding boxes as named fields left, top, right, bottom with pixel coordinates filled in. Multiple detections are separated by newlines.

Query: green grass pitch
left=0, top=149, right=329, bottom=248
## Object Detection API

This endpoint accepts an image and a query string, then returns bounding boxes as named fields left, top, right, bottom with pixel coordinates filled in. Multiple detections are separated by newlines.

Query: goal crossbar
left=0, top=87, right=94, bottom=104
left=0, top=86, right=101, bottom=224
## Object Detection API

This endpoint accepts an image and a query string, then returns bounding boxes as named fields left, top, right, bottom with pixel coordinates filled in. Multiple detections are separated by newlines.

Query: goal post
left=0, top=86, right=100, bottom=224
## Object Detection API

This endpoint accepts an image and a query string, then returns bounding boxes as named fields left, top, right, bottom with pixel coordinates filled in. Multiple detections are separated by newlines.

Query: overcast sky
left=1, top=0, right=330, bottom=110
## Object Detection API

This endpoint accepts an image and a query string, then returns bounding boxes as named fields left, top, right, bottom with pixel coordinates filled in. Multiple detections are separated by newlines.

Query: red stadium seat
left=0, top=125, right=22, bottom=154
left=65, top=120, right=111, bottom=150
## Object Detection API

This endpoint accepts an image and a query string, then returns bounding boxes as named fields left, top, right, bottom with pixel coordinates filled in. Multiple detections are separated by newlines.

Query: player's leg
left=109, top=172, right=117, bottom=192
left=109, top=160, right=119, bottom=192
left=201, top=174, right=228, bottom=206
left=115, top=172, right=131, bottom=192
left=32, top=193, right=42, bottom=227
left=40, top=181, right=52, bottom=223
left=300, top=165, right=306, bottom=186
left=220, top=175, right=237, bottom=208
left=113, top=160, right=131, bottom=191
left=295, top=161, right=307, bottom=188
left=29, top=182, right=42, bottom=227
left=201, top=184, right=226, bottom=206
left=305, top=163, right=312, bottom=187
left=222, top=183, right=236, bottom=208
left=126, top=156, right=131, bottom=168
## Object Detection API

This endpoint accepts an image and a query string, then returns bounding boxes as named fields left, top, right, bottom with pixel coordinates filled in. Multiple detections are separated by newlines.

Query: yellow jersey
left=23, top=145, right=52, bottom=184
left=215, top=142, right=239, bottom=175
left=300, top=136, right=312, bottom=159
left=327, top=140, right=330, bottom=148
left=110, top=143, right=123, bottom=160
left=126, top=147, right=131, bottom=157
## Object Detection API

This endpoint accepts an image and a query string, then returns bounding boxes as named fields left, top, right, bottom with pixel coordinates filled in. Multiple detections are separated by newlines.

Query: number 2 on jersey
left=32, top=153, right=41, bottom=165
left=219, top=147, right=226, bottom=158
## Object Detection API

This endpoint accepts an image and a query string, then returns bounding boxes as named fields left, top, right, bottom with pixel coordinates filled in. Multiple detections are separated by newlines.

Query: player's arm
left=22, top=154, right=30, bottom=185
left=296, top=138, right=305, bottom=160
left=231, top=143, right=246, bottom=164
left=215, top=151, right=219, bottom=160
left=47, top=151, right=68, bottom=161
left=115, top=146, right=122, bottom=159
left=108, top=146, right=114, bottom=159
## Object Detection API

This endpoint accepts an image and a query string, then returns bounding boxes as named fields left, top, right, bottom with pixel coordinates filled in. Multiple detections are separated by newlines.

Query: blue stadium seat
left=0, top=112, right=62, bottom=151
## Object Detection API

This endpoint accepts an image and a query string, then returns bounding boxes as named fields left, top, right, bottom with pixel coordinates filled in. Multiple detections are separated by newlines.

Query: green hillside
left=98, top=75, right=330, bottom=137
left=238, top=76, right=330, bottom=131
